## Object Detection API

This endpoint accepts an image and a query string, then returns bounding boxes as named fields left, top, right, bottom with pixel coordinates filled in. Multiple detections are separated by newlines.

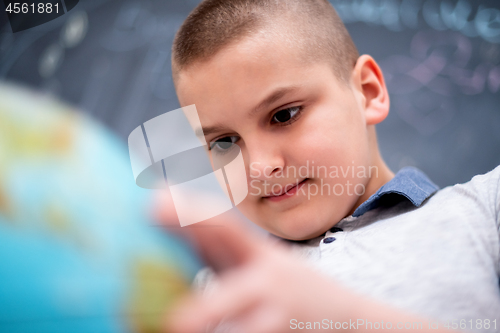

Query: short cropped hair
left=172, top=0, right=359, bottom=84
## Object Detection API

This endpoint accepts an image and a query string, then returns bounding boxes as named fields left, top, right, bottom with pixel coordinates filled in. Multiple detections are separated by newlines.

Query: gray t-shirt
left=283, top=166, right=500, bottom=331
left=195, top=166, right=500, bottom=332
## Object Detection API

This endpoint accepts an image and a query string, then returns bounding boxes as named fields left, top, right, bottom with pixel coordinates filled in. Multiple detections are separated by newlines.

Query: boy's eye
left=271, top=106, right=301, bottom=124
left=209, top=136, right=239, bottom=152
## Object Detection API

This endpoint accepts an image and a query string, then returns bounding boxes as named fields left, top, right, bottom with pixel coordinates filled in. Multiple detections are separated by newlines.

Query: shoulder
left=467, top=165, right=500, bottom=187
left=450, top=165, right=500, bottom=210
left=433, top=165, right=500, bottom=231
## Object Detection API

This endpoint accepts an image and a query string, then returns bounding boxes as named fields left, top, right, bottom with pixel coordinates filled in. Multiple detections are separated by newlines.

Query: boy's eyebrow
left=196, top=86, right=301, bottom=139
left=250, top=86, right=301, bottom=116
left=196, top=125, right=227, bottom=138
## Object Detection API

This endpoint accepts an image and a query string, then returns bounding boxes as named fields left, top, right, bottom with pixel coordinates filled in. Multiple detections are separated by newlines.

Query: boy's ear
left=351, top=55, right=390, bottom=125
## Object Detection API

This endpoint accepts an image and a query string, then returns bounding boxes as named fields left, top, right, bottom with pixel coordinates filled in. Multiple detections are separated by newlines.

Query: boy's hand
left=154, top=189, right=352, bottom=332
left=154, top=191, right=452, bottom=333
left=164, top=221, right=355, bottom=333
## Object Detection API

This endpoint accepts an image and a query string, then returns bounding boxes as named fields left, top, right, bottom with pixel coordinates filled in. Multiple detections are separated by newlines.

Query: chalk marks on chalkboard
left=37, top=9, right=87, bottom=98
left=337, top=0, right=500, bottom=136
left=100, top=1, right=157, bottom=53
left=39, top=43, right=64, bottom=78
left=332, top=0, right=500, bottom=43
left=38, top=11, right=87, bottom=79
left=381, top=29, right=500, bottom=135
left=60, top=9, right=87, bottom=48
left=384, top=30, right=500, bottom=95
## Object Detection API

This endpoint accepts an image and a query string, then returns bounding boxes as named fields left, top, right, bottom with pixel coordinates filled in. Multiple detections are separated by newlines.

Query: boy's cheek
left=235, top=196, right=261, bottom=224
left=247, top=178, right=366, bottom=234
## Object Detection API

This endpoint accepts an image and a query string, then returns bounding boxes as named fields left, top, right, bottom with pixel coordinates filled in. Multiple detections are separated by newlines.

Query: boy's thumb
left=152, top=189, right=264, bottom=272
left=189, top=218, right=261, bottom=272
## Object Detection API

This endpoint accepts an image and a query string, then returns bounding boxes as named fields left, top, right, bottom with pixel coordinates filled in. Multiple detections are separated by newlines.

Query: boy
left=163, top=0, right=500, bottom=331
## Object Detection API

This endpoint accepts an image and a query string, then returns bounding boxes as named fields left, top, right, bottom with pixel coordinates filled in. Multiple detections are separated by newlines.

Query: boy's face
left=176, top=37, right=377, bottom=240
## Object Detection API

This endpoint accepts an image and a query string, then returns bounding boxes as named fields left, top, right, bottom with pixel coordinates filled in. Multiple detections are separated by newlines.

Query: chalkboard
left=1, top=0, right=499, bottom=187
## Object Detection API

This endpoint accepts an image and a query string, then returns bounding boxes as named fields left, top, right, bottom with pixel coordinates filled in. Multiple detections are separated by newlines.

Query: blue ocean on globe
left=0, top=83, right=202, bottom=333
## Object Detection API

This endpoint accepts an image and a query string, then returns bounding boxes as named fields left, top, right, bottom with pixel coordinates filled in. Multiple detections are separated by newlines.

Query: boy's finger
left=153, top=188, right=267, bottom=271
left=151, top=188, right=180, bottom=227
left=228, top=304, right=286, bottom=333
left=166, top=270, right=261, bottom=333
left=185, top=217, right=265, bottom=271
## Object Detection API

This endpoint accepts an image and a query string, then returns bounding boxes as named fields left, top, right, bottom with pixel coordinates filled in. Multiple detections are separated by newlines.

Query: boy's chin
left=280, top=229, right=327, bottom=241
left=239, top=197, right=347, bottom=240
left=265, top=217, right=331, bottom=241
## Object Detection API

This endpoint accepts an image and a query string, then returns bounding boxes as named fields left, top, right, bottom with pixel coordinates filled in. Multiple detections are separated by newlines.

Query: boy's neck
left=347, top=155, right=394, bottom=217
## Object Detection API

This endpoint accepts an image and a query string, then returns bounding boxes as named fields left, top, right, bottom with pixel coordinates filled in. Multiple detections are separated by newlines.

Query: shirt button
left=323, top=237, right=336, bottom=244
left=329, top=227, right=343, bottom=233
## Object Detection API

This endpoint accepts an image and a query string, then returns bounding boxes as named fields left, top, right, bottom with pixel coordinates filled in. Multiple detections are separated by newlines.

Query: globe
left=0, top=82, right=202, bottom=333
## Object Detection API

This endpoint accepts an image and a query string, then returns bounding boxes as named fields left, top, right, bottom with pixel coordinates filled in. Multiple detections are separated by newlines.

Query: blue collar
left=352, top=167, right=439, bottom=217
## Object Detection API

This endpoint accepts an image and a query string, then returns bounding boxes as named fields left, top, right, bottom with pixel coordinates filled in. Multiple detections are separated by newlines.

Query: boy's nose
left=245, top=143, right=285, bottom=181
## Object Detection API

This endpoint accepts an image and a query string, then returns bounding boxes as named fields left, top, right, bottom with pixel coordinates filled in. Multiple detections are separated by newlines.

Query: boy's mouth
left=263, top=178, right=309, bottom=202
